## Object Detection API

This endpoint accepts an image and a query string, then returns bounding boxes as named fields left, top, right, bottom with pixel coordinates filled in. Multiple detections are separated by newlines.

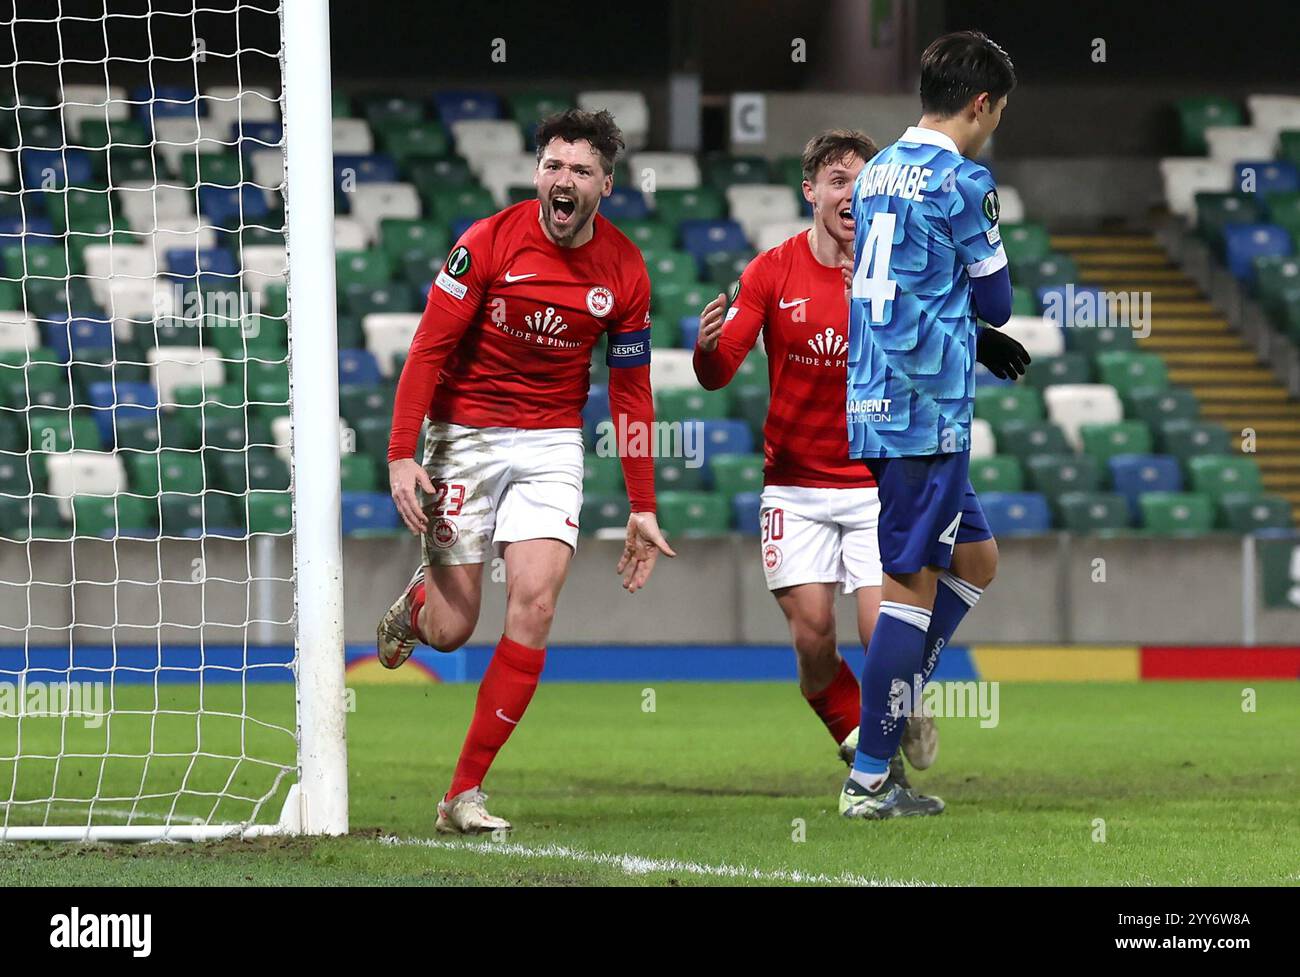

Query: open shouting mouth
left=551, top=192, right=578, bottom=227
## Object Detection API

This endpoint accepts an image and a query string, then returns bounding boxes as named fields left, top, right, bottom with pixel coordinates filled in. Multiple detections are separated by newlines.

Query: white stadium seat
left=149, top=347, right=223, bottom=405
left=203, top=85, right=280, bottom=135
left=754, top=220, right=811, bottom=252
left=334, top=216, right=369, bottom=250
left=347, top=182, right=421, bottom=238
left=61, top=83, right=128, bottom=139
left=726, top=184, right=800, bottom=245
left=241, top=245, right=287, bottom=301
left=1001, top=315, right=1065, bottom=358
left=649, top=348, right=697, bottom=391
left=362, top=313, right=421, bottom=377
left=249, top=148, right=284, bottom=203
left=1044, top=383, right=1123, bottom=452
left=577, top=90, right=649, bottom=150
left=107, top=279, right=176, bottom=320
left=478, top=153, right=539, bottom=207
left=1158, top=157, right=1231, bottom=221
left=1246, top=94, right=1300, bottom=138
left=451, top=120, right=525, bottom=174
left=0, top=312, right=37, bottom=352
left=996, top=185, right=1026, bottom=224
left=0, top=150, right=12, bottom=185
left=152, top=221, right=218, bottom=263
left=273, top=415, right=350, bottom=464
left=83, top=245, right=156, bottom=304
left=629, top=152, right=700, bottom=190
left=47, top=452, right=127, bottom=521
left=151, top=117, right=230, bottom=171
left=969, top=418, right=996, bottom=460
left=332, top=118, right=373, bottom=155
left=1203, top=125, right=1276, bottom=165
left=117, top=181, right=195, bottom=233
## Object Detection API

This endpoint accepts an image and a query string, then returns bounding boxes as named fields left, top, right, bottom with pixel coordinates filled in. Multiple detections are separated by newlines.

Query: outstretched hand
left=616, top=511, right=676, bottom=593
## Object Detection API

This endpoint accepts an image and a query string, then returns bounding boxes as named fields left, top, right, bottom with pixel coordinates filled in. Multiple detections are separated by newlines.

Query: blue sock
left=852, top=601, right=932, bottom=785
left=919, top=573, right=984, bottom=686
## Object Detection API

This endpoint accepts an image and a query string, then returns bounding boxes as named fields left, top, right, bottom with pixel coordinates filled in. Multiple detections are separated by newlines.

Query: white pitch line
left=377, top=834, right=936, bottom=887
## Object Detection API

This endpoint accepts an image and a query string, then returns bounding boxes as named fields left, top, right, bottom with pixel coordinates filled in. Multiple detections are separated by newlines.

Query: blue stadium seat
left=333, top=153, right=400, bottom=185
left=87, top=381, right=159, bottom=442
left=341, top=492, right=401, bottom=535
left=732, top=491, right=762, bottom=534
left=338, top=349, right=381, bottom=387
left=199, top=185, right=270, bottom=229
left=434, top=91, right=501, bottom=125
left=21, top=149, right=93, bottom=188
left=699, top=419, right=753, bottom=464
left=0, top=216, right=55, bottom=239
left=449, top=217, right=475, bottom=241
left=42, top=315, right=112, bottom=361
left=1108, top=453, right=1182, bottom=522
left=1234, top=160, right=1299, bottom=197
left=130, top=85, right=196, bottom=120
left=679, top=220, right=749, bottom=270
left=164, top=248, right=239, bottom=286
left=582, top=383, right=610, bottom=448
left=235, top=121, right=283, bottom=149
left=601, top=188, right=650, bottom=221
left=679, top=316, right=701, bottom=349
left=979, top=491, right=1052, bottom=536
left=1222, top=224, right=1293, bottom=281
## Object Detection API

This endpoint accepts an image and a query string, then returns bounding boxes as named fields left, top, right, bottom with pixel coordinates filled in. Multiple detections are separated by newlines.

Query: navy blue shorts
left=864, top=452, right=993, bottom=576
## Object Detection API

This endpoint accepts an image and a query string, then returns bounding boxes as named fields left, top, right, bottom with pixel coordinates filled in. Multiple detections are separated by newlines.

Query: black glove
left=976, top=327, right=1031, bottom=380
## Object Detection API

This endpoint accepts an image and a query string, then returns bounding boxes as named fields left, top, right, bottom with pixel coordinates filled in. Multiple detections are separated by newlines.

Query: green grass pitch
left=2, top=681, right=1298, bottom=886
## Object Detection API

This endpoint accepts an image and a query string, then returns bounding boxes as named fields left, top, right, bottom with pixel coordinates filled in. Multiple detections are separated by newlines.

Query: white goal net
left=0, top=0, right=346, bottom=841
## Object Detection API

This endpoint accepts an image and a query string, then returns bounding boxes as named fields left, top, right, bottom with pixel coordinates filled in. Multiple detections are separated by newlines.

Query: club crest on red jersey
left=524, top=306, right=568, bottom=335
left=586, top=286, right=614, bottom=318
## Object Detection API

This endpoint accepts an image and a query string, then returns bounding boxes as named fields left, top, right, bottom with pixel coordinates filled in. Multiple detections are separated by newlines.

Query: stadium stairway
left=1054, top=231, right=1300, bottom=524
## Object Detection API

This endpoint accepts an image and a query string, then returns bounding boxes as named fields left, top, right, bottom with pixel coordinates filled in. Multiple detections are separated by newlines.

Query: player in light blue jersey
left=839, top=31, right=1031, bottom=820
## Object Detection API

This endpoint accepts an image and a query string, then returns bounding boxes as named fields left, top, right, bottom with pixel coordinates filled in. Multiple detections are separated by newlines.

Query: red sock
left=446, top=635, right=546, bottom=800
left=408, top=581, right=427, bottom=645
left=804, top=658, right=860, bottom=744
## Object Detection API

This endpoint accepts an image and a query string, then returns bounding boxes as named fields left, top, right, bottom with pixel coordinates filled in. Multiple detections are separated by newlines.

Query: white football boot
left=376, top=567, right=424, bottom=669
left=436, top=787, right=512, bottom=835
left=900, top=714, right=939, bottom=770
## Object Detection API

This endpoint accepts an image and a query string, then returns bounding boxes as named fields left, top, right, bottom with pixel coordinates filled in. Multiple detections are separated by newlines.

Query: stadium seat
left=576, top=90, right=649, bottom=149
left=433, top=90, right=500, bottom=126
left=46, top=451, right=126, bottom=516
left=341, top=492, right=400, bottom=535
left=725, top=184, right=799, bottom=243
left=732, top=384, right=769, bottom=446
left=0, top=496, right=67, bottom=541
left=1080, top=420, right=1154, bottom=464
left=648, top=348, right=698, bottom=392
left=159, top=492, right=240, bottom=538
left=125, top=449, right=204, bottom=496
left=1127, top=387, right=1199, bottom=428
left=703, top=250, right=754, bottom=289
left=332, top=118, right=374, bottom=155
left=245, top=490, right=292, bottom=534
left=616, top=219, right=676, bottom=253
left=347, top=183, right=421, bottom=238
left=1246, top=94, right=1300, bottom=138
left=996, top=186, right=1026, bottom=224
left=629, top=152, right=701, bottom=190
left=657, top=387, right=729, bottom=423
left=1157, top=419, right=1231, bottom=464
left=1159, top=158, right=1233, bottom=221
left=1140, top=491, right=1215, bottom=534
left=698, top=419, right=753, bottom=465
left=1222, top=224, right=1292, bottom=281
left=72, top=493, right=155, bottom=538
left=425, top=185, right=495, bottom=225
left=644, top=249, right=701, bottom=289
left=1095, top=351, right=1169, bottom=398
left=656, top=490, right=730, bottom=537
left=579, top=492, right=629, bottom=534
left=583, top=453, right=623, bottom=495
left=974, top=386, right=1043, bottom=427
left=702, top=153, right=770, bottom=190
left=376, top=122, right=451, bottom=165
left=1187, top=454, right=1263, bottom=501
left=1011, top=253, right=1079, bottom=293
left=732, top=491, right=762, bottom=534
left=655, top=457, right=706, bottom=493
left=980, top=492, right=1051, bottom=536
left=969, top=455, right=1023, bottom=493
left=969, top=418, right=996, bottom=459
left=1000, top=315, right=1065, bottom=357
left=1108, top=454, right=1183, bottom=520
left=1000, top=222, right=1051, bottom=264
left=478, top=153, right=541, bottom=207
left=209, top=448, right=289, bottom=493
left=709, top=453, right=763, bottom=496
left=1175, top=96, right=1243, bottom=154
left=332, top=153, right=400, bottom=186
left=1234, top=160, right=1299, bottom=197
left=509, top=91, right=574, bottom=134
left=1045, top=384, right=1124, bottom=451
left=679, top=219, right=750, bottom=269
left=450, top=121, right=526, bottom=175
left=754, top=220, right=811, bottom=252
left=1219, top=493, right=1294, bottom=531
left=651, top=187, right=725, bottom=226
left=1025, top=454, right=1101, bottom=502
left=1056, top=491, right=1132, bottom=532
left=992, top=419, right=1070, bottom=460
left=601, top=187, right=651, bottom=221
left=1203, top=125, right=1276, bottom=164
left=1195, top=192, right=1264, bottom=248
left=1026, top=352, right=1091, bottom=388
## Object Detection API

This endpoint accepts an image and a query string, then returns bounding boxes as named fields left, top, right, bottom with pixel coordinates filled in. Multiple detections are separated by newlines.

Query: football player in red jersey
left=693, top=130, right=938, bottom=787
left=379, top=110, right=674, bottom=834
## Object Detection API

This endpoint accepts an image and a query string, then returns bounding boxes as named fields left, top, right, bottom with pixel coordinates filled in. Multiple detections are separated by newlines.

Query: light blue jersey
left=846, top=126, right=1007, bottom=458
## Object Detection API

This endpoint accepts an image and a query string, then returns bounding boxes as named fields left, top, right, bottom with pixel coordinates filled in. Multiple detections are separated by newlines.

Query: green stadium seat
left=45, top=188, right=114, bottom=231
left=579, top=492, right=628, bottom=534
left=352, top=415, right=393, bottom=462
left=509, top=91, right=574, bottom=130
left=426, top=185, right=494, bottom=225
left=339, top=385, right=394, bottom=428
left=616, top=219, right=676, bottom=253
left=4, top=243, right=72, bottom=278
left=1095, top=350, right=1169, bottom=398
left=969, top=455, right=1023, bottom=494
left=656, top=387, right=729, bottom=423
left=709, top=453, right=764, bottom=497
left=1252, top=255, right=1300, bottom=315
left=340, top=452, right=378, bottom=492
left=1218, top=493, right=1294, bottom=531
left=1025, top=454, right=1101, bottom=501
left=374, top=122, right=450, bottom=164
left=974, top=386, right=1043, bottom=427
left=1000, top=223, right=1052, bottom=264
left=704, top=250, right=754, bottom=289
left=1139, top=491, right=1214, bottom=534
left=583, top=453, right=623, bottom=494
left=78, top=117, right=150, bottom=149
left=1011, top=290, right=1040, bottom=316
left=643, top=249, right=700, bottom=289
left=1079, top=421, right=1154, bottom=466
left=408, top=156, right=474, bottom=194
left=774, top=156, right=804, bottom=189
left=655, top=458, right=706, bottom=493
left=179, top=153, right=244, bottom=187
left=1127, top=387, right=1199, bottom=427
left=127, top=450, right=205, bottom=495
left=0, top=496, right=67, bottom=541
left=702, top=154, right=770, bottom=190
left=1175, top=96, right=1243, bottom=155
left=1194, top=192, right=1264, bottom=251
left=159, top=492, right=240, bottom=536
left=209, top=448, right=290, bottom=493
left=731, top=384, right=769, bottom=445
left=1265, top=191, right=1300, bottom=246
left=657, top=490, right=730, bottom=536
left=1280, top=130, right=1300, bottom=171
left=992, top=419, right=1070, bottom=460
left=246, top=490, right=292, bottom=534
left=72, top=494, right=155, bottom=537
left=332, top=91, right=351, bottom=118
left=0, top=453, right=46, bottom=495
left=1057, top=491, right=1131, bottom=532
left=1011, top=253, right=1079, bottom=291
left=28, top=409, right=101, bottom=453
left=1187, top=454, right=1263, bottom=501
left=651, top=187, right=725, bottom=226
left=114, top=418, right=161, bottom=453
left=1063, top=323, right=1137, bottom=356
left=1026, top=352, right=1091, bottom=388
left=379, top=218, right=449, bottom=265
left=336, top=250, right=393, bottom=291
left=343, top=284, right=416, bottom=317
left=654, top=281, right=714, bottom=329
left=361, top=94, right=424, bottom=127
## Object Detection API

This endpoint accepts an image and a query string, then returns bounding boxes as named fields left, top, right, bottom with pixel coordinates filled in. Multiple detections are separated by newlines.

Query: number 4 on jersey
left=852, top=211, right=899, bottom=323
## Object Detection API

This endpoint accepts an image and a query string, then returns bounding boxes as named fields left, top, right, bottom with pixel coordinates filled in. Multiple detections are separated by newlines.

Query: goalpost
left=0, top=0, right=346, bottom=841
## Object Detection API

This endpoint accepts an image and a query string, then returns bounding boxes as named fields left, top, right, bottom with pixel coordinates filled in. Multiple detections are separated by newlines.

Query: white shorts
left=418, top=422, right=584, bottom=566
left=758, top=485, right=883, bottom=594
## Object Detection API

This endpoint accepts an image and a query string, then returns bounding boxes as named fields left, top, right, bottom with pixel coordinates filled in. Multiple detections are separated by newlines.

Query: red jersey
left=389, top=200, right=656, bottom=511
left=693, top=231, right=876, bottom=489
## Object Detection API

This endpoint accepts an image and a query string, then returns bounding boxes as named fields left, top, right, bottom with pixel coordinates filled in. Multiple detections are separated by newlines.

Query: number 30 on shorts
left=939, top=512, right=962, bottom=548
left=761, top=508, right=784, bottom=543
